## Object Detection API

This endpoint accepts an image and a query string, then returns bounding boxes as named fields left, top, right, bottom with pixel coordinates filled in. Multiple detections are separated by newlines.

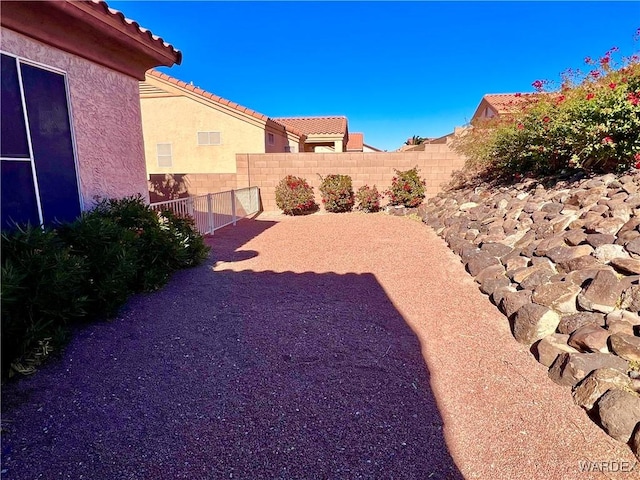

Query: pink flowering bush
left=355, top=185, right=382, bottom=213
left=385, top=167, right=426, bottom=207
left=319, top=174, right=354, bottom=213
left=454, top=43, right=640, bottom=175
left=275, top=175, right=318, bottom=215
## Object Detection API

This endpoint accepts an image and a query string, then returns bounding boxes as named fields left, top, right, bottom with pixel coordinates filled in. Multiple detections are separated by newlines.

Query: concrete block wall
left=182, top=173, right=238, bottom=196
left=237, top=145, right=465, bottom=211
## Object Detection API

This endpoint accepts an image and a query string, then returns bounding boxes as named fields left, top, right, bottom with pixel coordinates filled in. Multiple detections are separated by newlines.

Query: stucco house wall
left=142, top=95, right=270, bottom=174
left=2, top=27, right=148, bottom=208
left=141, top=72, right=300, bottom=177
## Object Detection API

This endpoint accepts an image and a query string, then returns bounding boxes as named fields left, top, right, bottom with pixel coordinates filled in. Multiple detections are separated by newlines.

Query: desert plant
left=385, top=167, right=427, bottom=208
left=453, top=45, right=640, bottom=177
left=319, top=174, right=354, bottom=213
left=275, top=175, right=318, bottom=215
left=1, top=195, right=210, bottom=379
left=1, top=225, right=88, bottom=378
left=355, top=185, right=382, bottom=213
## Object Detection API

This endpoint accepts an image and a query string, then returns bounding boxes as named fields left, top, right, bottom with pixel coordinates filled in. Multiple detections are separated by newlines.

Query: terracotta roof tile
left=483, top=93, right=537, bottom=114
left=272, top=117, right=347, bottom=136
left=346, top=132, right=364, bottom=151
left=90, top=0, right=181, bottom=64
left=144, top=70, right=304, bottom=138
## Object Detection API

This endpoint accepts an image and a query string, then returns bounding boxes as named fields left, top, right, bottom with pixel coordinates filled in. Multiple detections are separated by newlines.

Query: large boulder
left=597, top=389, right=640, bottom=443
left=558, top=312, right=606, bottom=335
left=548, top=352, right=629, bottom=387
left=577, top=269, right=623, bottom=313
left=532, top=281, right=581, bottom=314
left=609, top=333, right=640, bottom=362
left=535, top=334, right=579, bottom=367
left=572, top=368, right=632, bottom=410
left=568, top=324, right=610, bottom=353
left=512, top=304, right=561, bottom=345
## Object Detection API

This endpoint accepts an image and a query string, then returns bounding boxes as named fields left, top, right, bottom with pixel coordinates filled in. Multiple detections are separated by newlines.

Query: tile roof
left=87, top=1, right=182, bottom=64
left=483, top=93, right=536, bottom=115
left=144, top=70, right=303, bottom=138
left=272, top=117, right=348, bottom=136
left=346, top=132, right=364, bottom=151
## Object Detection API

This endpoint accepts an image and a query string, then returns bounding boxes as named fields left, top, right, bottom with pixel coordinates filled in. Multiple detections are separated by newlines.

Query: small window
left=267, top=132, right=275, bottom=146
left=157, top=143, right=172, bottom=167
left=284, top=145, right=297, bottom=153
left=197, top=131, right=221, bottom=145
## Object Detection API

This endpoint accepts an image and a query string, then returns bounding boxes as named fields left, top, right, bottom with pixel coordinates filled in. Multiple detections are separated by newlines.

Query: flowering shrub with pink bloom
left=385, top=167, right=426, bottom=208
left=454, top=42, right=640, bottom=176
left=318, top=174, right=354, bottom=213
left=355, top=185, right=382, bottom=213
left=275, top=175, right=318, bottom=215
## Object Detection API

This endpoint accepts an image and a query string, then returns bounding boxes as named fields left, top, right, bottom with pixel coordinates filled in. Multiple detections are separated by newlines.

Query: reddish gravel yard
left=1, top=212, right=637, bottom=479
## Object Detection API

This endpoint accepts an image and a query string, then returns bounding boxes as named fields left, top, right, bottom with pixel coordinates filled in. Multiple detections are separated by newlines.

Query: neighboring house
left=363, top=143, right=383, bottom=153
left=470, top=93, right=533, bottom=123
left=0, top=0, right=180, bottom=229
left=273, top=116, right=349, bottom=153
left=346, top=132, right=364, bottom=152
left=139, top=70, right=304, bottom=179
left=346, top=132, right=382, bottom=153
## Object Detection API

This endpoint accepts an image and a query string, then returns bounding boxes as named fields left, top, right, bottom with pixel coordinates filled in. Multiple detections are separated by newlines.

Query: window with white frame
left=197, top=131, right=221, bottom=145
left=157, top=143, right=172, bottom=167
left=1, top=52, right=81, bottom=229
left=267, top=132, right=275, bottom=146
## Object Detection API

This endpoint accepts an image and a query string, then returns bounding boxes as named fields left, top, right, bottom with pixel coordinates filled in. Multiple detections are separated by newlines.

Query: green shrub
left=1, top=225, right=88, bottom=378
left=453, top=47, right=640, bottom=176
left=160, top=209, right=210, bottom=269
left=57, top=213, right=139, bottom=316
left=319, top=174, right=354, bottom=213
left=275, top=175, right=318, bottom=215
left=355, top=185, right=382, bottom=213
left=1, top=195, right=210, bottom=379
left=385, top=167, right=427, bottom=207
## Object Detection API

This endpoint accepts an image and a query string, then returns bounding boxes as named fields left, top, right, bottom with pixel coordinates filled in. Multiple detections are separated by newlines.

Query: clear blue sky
left=110, top=1, right=640, bottom=151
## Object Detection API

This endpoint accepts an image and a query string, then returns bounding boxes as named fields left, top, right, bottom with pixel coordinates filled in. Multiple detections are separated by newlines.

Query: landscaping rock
left=532, top=281, right=581, bottom=314
left=548, top=352, right=629, bottom=387
left=632, top=428, right=640, bottom=462
left=545, top=245, right=594, bottom=264
left=480, top=276, right=511, bottom=296
left=500, top=289, right=532, bottom=318
left=593, top=244, right=630, bottom=263
left=606, top=318, right=636, bottom=336
left=577, top=269, right=623, bottom=313
left=535, top=333, right=579, bottom=367
left=558, top=312, right=606, bottom=335
left=620, top=285, right=640, bottom=313
left=567, top=324, right=610, bottom=353
left=609, top=333, right=640, bottom=362
left=572, top=368, right=632, bottom=410
left=597, top=389, right=640, bottom=443
left=512, top=303, right=561, bottom=345
left=465, top=252, right=500, bottom=277
left=610, top=257, right=640, bottom=275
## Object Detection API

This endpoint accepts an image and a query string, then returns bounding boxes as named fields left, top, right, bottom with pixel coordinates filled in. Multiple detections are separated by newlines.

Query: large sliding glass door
left=1, top=53, right=81, bottom=229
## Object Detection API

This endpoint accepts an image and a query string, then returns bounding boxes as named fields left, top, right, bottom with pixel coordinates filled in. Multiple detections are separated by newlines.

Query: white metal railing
left=150, top=186, right=260, bottom=235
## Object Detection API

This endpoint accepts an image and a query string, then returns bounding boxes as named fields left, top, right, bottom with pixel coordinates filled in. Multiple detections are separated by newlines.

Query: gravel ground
left=1, top=212, right=637, bottom=480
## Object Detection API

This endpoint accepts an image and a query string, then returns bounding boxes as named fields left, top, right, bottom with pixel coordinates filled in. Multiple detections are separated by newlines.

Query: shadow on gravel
left=206, top=218, right=278, bottom=265
left=1, top=240, right=463, bottom=479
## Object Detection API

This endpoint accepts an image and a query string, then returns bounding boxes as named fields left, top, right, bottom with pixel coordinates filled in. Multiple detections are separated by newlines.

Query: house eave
left=1, top=1, right=181, bottom=80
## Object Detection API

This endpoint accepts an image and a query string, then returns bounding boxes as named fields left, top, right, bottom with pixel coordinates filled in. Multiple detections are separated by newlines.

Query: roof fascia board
left=1, top=1, right=180, bottom=80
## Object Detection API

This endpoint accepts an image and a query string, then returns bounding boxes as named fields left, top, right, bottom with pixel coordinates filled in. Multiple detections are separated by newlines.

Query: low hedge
left=1, top=195, right=210, bottom=379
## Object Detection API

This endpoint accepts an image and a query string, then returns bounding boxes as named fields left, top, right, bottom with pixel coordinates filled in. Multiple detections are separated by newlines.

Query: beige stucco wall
left=1, top=27, right=150, bottom=208
left=141, top=93, right=294, bottom=175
